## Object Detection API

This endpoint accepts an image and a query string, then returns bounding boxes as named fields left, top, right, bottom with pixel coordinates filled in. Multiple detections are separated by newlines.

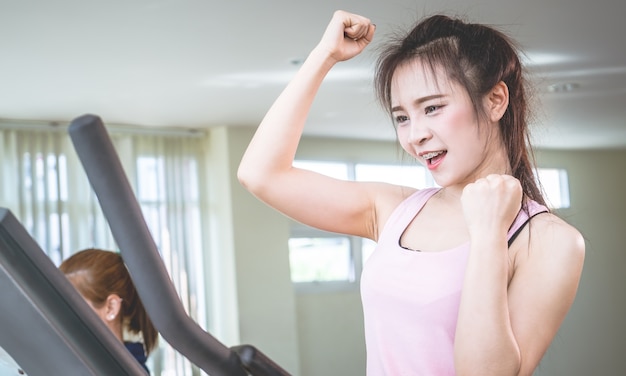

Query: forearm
left=454, top=235, right=521, bottom=376
left=237, top=48, right=337, bottom=191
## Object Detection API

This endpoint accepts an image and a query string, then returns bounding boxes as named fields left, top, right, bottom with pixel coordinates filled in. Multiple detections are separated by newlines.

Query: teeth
left=422, top=151, right=443, bottom=160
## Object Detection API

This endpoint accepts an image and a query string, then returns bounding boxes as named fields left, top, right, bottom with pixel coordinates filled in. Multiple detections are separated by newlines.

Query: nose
left=407, top=120, right=432, bottom=145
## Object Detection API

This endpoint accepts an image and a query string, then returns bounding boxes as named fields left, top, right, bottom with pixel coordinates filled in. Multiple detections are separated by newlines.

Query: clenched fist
left=315, top=10, right=376, bottom=63
left=461, top=174, right=523, bottom=239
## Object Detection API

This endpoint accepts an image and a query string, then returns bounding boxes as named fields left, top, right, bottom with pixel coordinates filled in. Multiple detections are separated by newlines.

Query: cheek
left=444, top=109, right=482, bottom=148
left=448, top=107, right=476, bottom=132
left=85, top=299, right=107, bottom=321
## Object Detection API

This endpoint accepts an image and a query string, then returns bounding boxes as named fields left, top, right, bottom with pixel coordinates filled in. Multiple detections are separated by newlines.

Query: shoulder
left=513, top=212, right=585, bottom=276
left=530, top=213, right=585, bottom=255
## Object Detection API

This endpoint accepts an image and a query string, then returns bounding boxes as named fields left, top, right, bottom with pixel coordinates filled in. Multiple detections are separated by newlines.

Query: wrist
left=468, top=232, right=508, bottom=254
left=308, top=45, right=340, bottom=67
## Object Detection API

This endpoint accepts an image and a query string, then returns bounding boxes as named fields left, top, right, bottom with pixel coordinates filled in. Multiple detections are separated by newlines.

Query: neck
left=434, top=187, right=464, bottom=212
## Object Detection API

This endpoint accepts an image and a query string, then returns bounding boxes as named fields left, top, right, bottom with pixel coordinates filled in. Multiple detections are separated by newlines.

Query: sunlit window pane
left=288, top=237, right=352, bottom=283
left=355, top=163, right=428, bottom=188
left=536, top=168, right=570, bottom=209
left=293, top=160, right=349, bottom=180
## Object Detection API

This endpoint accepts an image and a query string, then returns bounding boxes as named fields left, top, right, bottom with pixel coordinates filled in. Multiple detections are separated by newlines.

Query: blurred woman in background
left=60, top=248, right=158, bottom=374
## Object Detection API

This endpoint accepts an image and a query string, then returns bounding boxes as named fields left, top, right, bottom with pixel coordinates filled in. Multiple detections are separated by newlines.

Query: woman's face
left=390, top=61, right=505, bottom=188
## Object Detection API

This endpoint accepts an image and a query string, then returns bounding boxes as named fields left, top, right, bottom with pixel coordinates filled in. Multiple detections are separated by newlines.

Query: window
left=288, top=237, right=353, bottom=283
left=536, top=168, right=570, bottom=209
left=288, top=160, right=430, bottom=290
left=0, top=126, right=209, bottom=376
left=293, top=160, right=349, bottom=180
left=355, top=163, right=432, bottom=188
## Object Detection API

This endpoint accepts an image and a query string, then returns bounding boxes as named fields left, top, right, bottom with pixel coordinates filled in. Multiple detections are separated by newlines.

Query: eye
left=425, top=105, right=442, bottom=115
left=393, top=114, right=409, bottom=126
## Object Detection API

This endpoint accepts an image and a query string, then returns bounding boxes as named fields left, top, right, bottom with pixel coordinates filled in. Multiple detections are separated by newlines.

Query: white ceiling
left=1, top=0, right=625, bottom=149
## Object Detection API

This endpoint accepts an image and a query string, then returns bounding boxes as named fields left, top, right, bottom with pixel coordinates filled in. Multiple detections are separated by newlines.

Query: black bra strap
left=507, top=211, right=548, bottom=248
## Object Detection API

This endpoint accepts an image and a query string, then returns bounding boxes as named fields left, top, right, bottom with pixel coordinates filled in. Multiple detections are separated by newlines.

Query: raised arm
left=238, top=11, right=385, bottom=238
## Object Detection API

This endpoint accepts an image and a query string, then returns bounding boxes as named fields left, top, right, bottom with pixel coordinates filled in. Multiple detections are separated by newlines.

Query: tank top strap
left=507, top=200, right=550, bottom=247
left=380, top=188, right=441, bottom=239
left=380, top=188, right=548, bottom=247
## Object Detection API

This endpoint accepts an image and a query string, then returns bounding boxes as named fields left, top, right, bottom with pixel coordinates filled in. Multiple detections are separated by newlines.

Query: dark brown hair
left=59, top=248, right=158, bottom=354
left=374, top=14, right=546, bottom=207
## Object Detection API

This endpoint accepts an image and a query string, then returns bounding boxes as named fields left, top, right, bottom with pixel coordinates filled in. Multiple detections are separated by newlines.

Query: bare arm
left=454, top=175, right=585, bottom=375
left=237, top=11, right=386, bottom=238
left=506, top=215, right=584, bottom=375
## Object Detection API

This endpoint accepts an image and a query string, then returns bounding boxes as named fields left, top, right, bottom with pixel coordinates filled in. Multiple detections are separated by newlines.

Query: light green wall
left=533, top=149, right=626, bottom=376
left=209, top=126, right=301, bottom=375
left=217, top=126, right=626, bottom=376
left=294, top=136, right=407, bottom=376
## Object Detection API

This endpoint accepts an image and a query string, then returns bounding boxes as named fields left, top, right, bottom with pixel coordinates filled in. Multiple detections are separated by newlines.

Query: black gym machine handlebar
left=69, top=114, right=291, bottom=376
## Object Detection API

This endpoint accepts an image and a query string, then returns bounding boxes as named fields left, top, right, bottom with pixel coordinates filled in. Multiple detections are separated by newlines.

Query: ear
left=104, top=294, right=123, bottom=321
left=487, top=81, right=509, bottom=122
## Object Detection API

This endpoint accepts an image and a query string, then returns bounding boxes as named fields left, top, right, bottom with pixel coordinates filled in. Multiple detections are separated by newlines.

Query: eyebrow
left=391, top=94, right=447, bottom=112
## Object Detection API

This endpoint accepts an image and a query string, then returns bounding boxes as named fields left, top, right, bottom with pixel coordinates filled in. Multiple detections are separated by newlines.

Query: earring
left=107, top=314, right=115, bottom=320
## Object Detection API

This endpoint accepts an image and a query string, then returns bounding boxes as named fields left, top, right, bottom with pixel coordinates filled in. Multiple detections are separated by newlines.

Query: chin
left=431, top=174, right=462, bottom=189
left=431, top=176, right=448, bottom=187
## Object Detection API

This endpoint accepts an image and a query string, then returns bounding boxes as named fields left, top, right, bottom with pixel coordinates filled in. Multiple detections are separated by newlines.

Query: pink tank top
left=360, top=188, right=548, bottom=375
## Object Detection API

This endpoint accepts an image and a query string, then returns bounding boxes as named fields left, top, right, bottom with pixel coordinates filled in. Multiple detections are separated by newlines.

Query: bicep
left=249, top=167, right=405, bottom=239
left=507, top=220, right=585, bottom=375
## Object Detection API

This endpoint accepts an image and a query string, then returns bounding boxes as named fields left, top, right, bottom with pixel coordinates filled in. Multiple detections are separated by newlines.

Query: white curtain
left=0, top=122, right=211, bottom=376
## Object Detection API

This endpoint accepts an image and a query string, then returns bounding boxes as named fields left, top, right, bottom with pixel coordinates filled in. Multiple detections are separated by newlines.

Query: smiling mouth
left=422, top=150, right=446, bottom=164
left=422, top=151, right=444, bottom=160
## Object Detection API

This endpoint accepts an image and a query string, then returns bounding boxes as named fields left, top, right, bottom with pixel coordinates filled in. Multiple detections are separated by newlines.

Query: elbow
left=238, top=155, right=294, bottom=201
left=237, top=164, right=258, bottom=192
left=237, top=161, right=271, bottom=197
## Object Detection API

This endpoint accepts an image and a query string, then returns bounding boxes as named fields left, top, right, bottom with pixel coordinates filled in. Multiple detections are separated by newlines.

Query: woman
left=60, top=248, right=158, bottom=374
left=238, top=10, right=585, bottom=376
